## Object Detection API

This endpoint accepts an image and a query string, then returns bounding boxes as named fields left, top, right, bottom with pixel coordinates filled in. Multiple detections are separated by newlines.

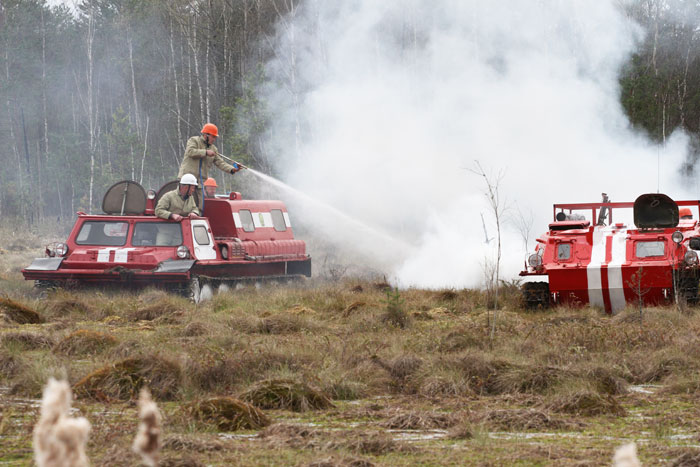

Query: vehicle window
left=557, top=243, right=571, bottom=261
left=271, top=209, right=287, bottom=232
left=636, top=241, right=665, bottom=258
left=193, top=225, right=210, bottom=245
left=239, top=210, right=255, bottom=232
left=75, top=221, right=128, bottom=246
left=133, top=223, right=182, bottom=247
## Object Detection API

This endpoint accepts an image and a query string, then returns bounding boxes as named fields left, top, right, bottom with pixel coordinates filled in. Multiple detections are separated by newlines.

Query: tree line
left=0, top=0, right=293, bottom=223
left=620, top=0, right=700, bottom=176
left=0, top=0, right=698, bottom=224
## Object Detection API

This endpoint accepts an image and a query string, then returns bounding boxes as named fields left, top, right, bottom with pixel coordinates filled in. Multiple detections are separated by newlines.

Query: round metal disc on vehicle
left=102, top=180, right=147, bottom=215
left=156, top=180, right=200, bottom=207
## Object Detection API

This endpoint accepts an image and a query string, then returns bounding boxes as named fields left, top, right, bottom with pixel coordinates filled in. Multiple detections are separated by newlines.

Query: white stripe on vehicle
left=587, top=228, right=605, bottom=308
left=283, top=212, right=291, bottom=228
left=114, top=248, right=135, bottom=263
left=607, top=229, right=628, bottom=312
left=97, top=248, right=117, bottom=262
left=232, top=212, right=242, bottom=228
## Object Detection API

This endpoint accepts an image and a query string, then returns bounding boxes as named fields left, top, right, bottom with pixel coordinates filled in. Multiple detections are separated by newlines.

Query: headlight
left=55, top=243, right=69, bottom=257
left=177, top=245, right=190, bottom=259
left=220, top=245, right=229, bottom=260
left=685, top=250, right=699, bottom=266
left=528, top=253, right=543, bottom=268
left=672, top=231, right=684, bottom=244
left=147, top=190, right=156, bottom=200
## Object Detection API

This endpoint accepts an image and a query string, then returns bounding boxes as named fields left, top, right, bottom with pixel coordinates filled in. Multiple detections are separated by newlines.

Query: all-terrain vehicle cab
left=22, top=180, right=311, bottom=301
left=520, top=193, right=700, bottom=313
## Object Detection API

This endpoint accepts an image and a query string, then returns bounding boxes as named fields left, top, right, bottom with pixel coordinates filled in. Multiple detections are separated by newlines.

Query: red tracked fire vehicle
left=520, top=193, right=700, bottom=313
left=22, top=180, right=311, bottom=301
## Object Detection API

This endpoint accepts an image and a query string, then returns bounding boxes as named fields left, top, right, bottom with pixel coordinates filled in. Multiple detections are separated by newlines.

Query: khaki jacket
left=155, top=189, right=200, bottom=220
left=177, top=136, right=236, bottom=182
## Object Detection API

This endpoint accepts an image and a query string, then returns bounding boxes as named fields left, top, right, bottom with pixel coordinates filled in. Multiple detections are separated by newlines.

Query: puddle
left=629, top=385, right=661, bottom=394
left=219, top=433, right=259, bottom=440
left=388, top=429, right=448, bottom=441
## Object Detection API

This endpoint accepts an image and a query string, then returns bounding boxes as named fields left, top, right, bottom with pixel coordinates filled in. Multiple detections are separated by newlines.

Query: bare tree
left=511, top=202, right=534, bottom=254
left=627, top=266, right=651, bottom=324
left=470, top=161, right=506, bottom=345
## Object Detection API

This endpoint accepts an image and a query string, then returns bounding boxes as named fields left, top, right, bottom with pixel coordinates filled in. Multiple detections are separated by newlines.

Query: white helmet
left=180, top=174, right=198, bottom=186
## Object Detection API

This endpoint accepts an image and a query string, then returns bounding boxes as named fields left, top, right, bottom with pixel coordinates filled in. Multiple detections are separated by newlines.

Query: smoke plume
left=261, top=0, right=692, bottom=287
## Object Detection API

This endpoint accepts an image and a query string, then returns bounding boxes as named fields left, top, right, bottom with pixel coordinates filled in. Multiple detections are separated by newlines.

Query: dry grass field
left=2, top=232, right=700, bottom=465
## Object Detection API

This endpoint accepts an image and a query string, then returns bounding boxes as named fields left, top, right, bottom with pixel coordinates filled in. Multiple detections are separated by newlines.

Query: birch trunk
left=86, top=5, right=96, bottom=213
left=170, top=18, right=183, bottom=151
left=128, top=26, right=142, bottom=137
left=139, top=116, right=149, bottom=184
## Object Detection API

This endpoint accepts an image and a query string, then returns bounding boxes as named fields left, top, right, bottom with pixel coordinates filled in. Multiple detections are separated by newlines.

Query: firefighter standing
left=155, top=174, right=201, bottom=221
left=178, top=123, right=240, bottom=209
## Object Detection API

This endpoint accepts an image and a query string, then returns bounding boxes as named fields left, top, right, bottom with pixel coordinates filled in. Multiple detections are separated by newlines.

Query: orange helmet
left=204, top=178, right=217, bottom=187
left=680, top=207, right=693, bottom=219
left=201, top=123, right=218, bottom=137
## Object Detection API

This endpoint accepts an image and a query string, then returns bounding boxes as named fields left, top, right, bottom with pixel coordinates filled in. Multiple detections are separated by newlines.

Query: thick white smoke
left=260, top=0, right=692, bottom=288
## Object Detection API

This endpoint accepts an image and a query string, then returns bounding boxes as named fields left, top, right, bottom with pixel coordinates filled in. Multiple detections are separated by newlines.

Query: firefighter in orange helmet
left=203, top=178, right=218, bottom=198
left=680, top=207, right=693, bottom=220
left=177, top=123, right=241, bottom=209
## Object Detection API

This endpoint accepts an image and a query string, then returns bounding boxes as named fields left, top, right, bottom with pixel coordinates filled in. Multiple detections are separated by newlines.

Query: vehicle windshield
left=132, top=222, right=183, bottom=246
left=75, top=221, right=129, bottom=246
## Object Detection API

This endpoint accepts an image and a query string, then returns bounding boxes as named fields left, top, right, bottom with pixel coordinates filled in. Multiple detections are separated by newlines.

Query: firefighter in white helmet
left=155, top=174, right=201, bottom=221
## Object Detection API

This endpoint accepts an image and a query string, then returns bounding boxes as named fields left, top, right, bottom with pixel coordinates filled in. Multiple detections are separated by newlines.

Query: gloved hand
left=230, top=162, right=240, bottom=174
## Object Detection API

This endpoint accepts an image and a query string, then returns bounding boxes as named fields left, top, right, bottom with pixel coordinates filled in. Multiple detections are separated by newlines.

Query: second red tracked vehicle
left=520, top=193, right=700, bottom=313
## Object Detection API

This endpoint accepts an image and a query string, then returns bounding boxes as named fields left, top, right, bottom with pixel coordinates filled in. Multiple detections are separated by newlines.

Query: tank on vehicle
left=22, top=180, right=312, bottom=302
left=520, top=193, right=700, bottom=313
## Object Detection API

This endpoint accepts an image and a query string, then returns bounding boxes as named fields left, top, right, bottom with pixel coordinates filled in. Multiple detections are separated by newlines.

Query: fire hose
left=214, top=152, right=248, bottom=170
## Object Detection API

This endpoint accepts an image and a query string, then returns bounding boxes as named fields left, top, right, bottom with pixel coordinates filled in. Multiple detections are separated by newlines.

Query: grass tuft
left=1, top=331, right=54, bottom=350
left=447, top=421, right=475, bottom=440
left=258, top=423, right=319, bottom=449
left=307, top=456, right=376, bottom=467
left=73, top=355, right=182, bottom=401
left=546, top=389, right=626, bottom=416
left=54, top=330, right=118, bottom=356
left=162, top=434, right=224, bottom=452
left=477, top=408, right=584, bottom=431
left=0, top=296, right=42, bottom=324
left=130, top=297, right=184, bottom=322
left=331, top=431, right=406, bottom=455
left=189, top=396, right=270, bottom=431
left=381, top=410, right=456, bottom=429
left=43, top=293, right=94, bottom=317
left=491, top=364, right=570, bottom=395
left=0, top=350, right=22, bottom=378
left=240, top=379, right=334, bottom=411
